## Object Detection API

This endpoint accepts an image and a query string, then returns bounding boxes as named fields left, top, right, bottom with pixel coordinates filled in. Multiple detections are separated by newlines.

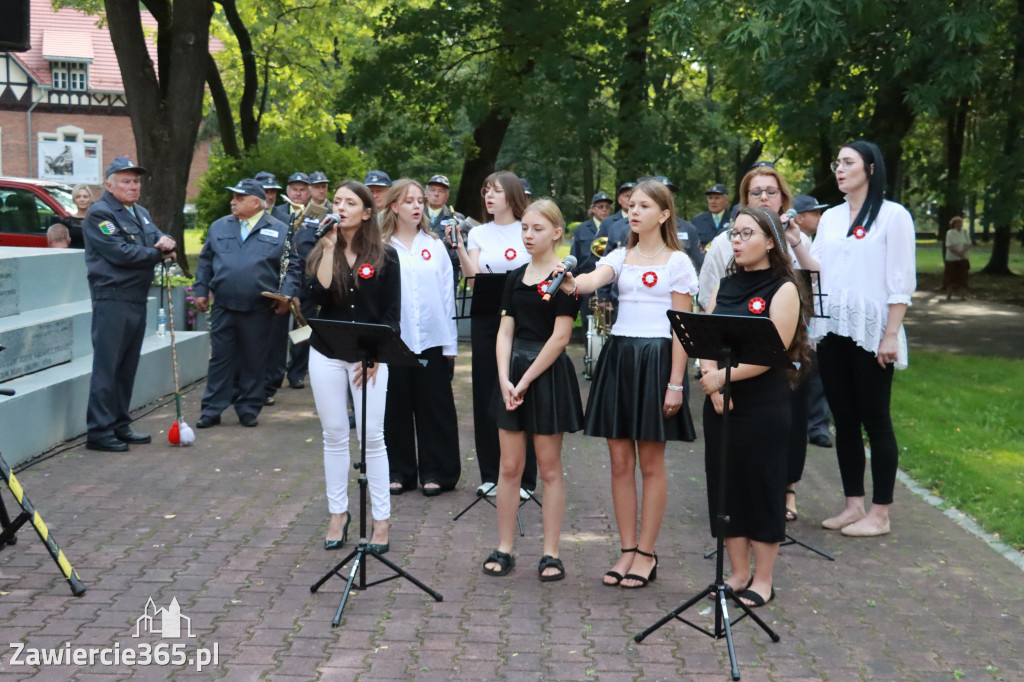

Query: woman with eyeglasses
left=786, top=141, right=916, bottom=537
left=697, top=164, right=812, bottom=522
left=699, top=206, right=809, bottom=607
left=450, top=171, right=538, bottom=499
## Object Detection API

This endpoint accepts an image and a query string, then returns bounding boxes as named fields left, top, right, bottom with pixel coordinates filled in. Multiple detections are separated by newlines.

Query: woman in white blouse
left=786, top=140, right=916, bottom=538
left=451, top=171, right=538, bottom=498
left=380, top=179, right=461, bottom=496
left=558, top=180, right=699, bottom=589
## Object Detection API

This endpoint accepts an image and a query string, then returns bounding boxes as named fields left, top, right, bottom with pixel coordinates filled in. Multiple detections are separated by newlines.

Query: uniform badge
left=98, top=221, right=117, bottom=235
left=358, top=264, right=375, bottom=279
left=421, top=249, right=431, bottom=261
left=504, top=248, right=517, bottom=261
left=853, top=226, right=866, bottom=239
left=748, top=297, right=766, bottom=314
left=642, top=271, right=658, bottom=287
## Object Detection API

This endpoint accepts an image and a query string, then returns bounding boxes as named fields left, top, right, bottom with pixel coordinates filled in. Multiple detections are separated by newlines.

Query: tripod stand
left=634, top=311, right=788, bottom=680
left=306, top=321, right=442, bottom=627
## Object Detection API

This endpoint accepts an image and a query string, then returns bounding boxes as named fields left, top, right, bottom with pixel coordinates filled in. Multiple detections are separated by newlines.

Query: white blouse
left=391, top=231, right=458, bottom=356
left=596, top=248, right=699, bottom=339
left=808, top=200, right=916, bottom=365
left=466, top=220, right=530, bottom=274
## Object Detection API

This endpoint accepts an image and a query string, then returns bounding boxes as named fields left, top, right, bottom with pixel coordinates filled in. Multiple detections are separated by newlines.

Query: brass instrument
left=583, top=294, right=609, bottom=380
left=591, top=236, right=608, bottom=258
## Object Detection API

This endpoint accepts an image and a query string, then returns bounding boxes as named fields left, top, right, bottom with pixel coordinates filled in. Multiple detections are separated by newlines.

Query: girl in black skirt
left=482, top=199, right=583, bottom=581
left=699, top=207, right=809, bottom=608
left=557, top=180, right=698, bottom=589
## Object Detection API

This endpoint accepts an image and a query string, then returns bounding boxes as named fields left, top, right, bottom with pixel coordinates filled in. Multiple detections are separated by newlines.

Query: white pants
left=309, top=348, right=391, bottom=520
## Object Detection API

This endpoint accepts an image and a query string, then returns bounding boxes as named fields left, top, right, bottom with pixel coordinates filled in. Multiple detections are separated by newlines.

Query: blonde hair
left=379, top=178, right=434, bottom=242
left=523, top=199, right=565, bottom=246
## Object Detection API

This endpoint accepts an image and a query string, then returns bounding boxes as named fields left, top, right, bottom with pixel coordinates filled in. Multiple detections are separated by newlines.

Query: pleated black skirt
left=492, top=339, right=584, bottom=435
left=583, top=335, right=696, bottom=442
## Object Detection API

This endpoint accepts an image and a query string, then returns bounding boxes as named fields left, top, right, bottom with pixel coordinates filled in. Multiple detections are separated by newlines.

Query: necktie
left=714, top=214, right=720, bottom=229
left=240, top=219, right=251, bottom=241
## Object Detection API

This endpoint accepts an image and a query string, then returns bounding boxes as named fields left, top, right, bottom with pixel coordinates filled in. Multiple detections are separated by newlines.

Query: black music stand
left=451, top=273, right=541, bottom=534
left=634, top=311, right=786, bottom=680
left=307, top=320, right=442, bottom=626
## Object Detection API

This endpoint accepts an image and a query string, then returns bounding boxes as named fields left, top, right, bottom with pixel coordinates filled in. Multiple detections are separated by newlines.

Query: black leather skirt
left=583, top=335, right=695, bottom=442
left=492, top=339, right=584, bottom=435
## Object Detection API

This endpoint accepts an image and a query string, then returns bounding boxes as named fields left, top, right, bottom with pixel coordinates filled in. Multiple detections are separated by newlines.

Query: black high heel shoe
left=324, top=512, right=350, bottom=551
left=603, top=547, right=637, bottom=587
left=620, top=549, right=657, bottom=589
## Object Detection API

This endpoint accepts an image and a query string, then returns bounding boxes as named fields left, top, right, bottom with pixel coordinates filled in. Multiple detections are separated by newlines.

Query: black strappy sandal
left=603, top=547, right=637, bottom=587
left=482, top=550, right=515, bottom=577
left=538, top=555, right=565, bottom=582
left=620, top=549, right=658, bottom=589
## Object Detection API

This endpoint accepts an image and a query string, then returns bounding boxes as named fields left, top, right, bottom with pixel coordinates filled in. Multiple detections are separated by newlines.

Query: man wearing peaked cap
left=425, top=174, right=467, bottom=289
left=308, top=170, right=331, bottom=210
left=83, top=156, right=176, bottom=452
left=254, top=171, right=283, bottom=217
left=691, top=182, right=731, bottom=248
left=364, top=170, right=392, bottom=211
left=192, top=179, right=302, bottom=429
left=570, top=191, right=615, bottom=338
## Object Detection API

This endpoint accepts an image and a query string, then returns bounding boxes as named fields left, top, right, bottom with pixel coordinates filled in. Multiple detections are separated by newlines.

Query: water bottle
left=157, top=307, right=167, bottom=337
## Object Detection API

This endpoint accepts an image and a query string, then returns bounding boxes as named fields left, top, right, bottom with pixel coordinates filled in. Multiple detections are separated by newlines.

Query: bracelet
left=570, top=282, right=579, bottom=297
left=667, top=383, right=684, bottom=392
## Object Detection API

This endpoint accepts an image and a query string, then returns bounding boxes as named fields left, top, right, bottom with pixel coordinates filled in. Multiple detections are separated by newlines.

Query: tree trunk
left=218, top=0, right=259, bottom=150
left=581, top=145, right=594, bottom=219
left=108, top=0, right=212, bottom=275
left=938, top=97, right=969, bottom=257
left=733, top=140, right=763, bottom=199
left=453, top=107, right=513, bottom=221
left=865, top=79, right=918, bottom=204
left=206, top=54, right=239, bottom=158
left=981, top=0, right=1024, bottom=276
left=613, top=0, right=652, bottom=185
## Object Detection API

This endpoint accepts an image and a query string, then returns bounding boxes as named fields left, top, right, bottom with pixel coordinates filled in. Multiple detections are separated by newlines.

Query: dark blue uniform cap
left=308, top=170, right=329, bottom=185
left=225, top=178, right=267, bottom=201
left=793, top=194, right=829, bottom=213
left=364, top=170, right=392, bottom=187
left=520, top=177, right=532, bottom=195
left=105, top=156, right=147, bottom=177
left=705, top=183, right=728, bottom=195
left=254, top=171, right=282, bottom=190
left=591, top=192, right=613, bottom=205
left=651, top=175, right=678, bottom=192
left=287, top=172, right=310, bottom=185
left=617, top=181, right=636, bottom=194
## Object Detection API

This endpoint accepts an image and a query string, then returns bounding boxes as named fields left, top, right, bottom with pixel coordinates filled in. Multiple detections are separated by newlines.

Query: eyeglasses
left=748, top=188, right=779, bottom=198
left=830, top=159, right=857, bottom=173
left=728, top=227, right=759, bottom=241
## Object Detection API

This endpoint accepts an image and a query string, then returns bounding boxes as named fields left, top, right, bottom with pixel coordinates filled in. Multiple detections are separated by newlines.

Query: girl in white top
left=786, top=140, right=916, bottom=538
left=943, top=216, right=970, bottom=300
left=558, top=180, right=698, bottom=589
left=450, top=171, right=538, bottom=497
left=380, top=179, right=461, bottom=496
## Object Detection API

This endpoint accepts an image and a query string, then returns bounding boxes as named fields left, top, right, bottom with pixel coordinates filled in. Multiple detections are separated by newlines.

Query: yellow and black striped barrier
left=0, top=454, right=86, bottom=596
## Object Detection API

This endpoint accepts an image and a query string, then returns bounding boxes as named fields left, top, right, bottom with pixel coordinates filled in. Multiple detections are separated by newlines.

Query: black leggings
left=816, top=334, right=898, bottom=505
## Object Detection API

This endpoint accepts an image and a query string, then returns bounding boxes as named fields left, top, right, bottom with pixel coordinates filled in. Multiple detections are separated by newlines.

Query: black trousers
left=806, top=349, right=832, bottom=438
left=385, top=346, right=461, bottom=490
left=87, top=299, right=147, bottom=440
left=202, top=306, right=276, bottom=421
left=264, top=311, right=289, bottom=397
left=471, top=315, right=537, bottom=489
left=817, top=333, right=899, bottom=505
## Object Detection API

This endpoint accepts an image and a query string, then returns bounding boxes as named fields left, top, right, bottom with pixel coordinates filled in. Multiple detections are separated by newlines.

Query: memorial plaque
left=0, top=319, right=73, bottom=381
left=0, top=260, right=17, bottom=318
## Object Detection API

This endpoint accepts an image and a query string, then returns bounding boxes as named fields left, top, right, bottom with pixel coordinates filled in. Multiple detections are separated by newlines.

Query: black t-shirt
left=500, top=263, right=579, bottom=342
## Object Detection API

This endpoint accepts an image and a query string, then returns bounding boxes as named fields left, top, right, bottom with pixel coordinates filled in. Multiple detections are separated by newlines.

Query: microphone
left=783, top=208, right=797, bottom=223
left=542, top=255, right=577, bottom=301
left=314, top=213, right=341, bottom=239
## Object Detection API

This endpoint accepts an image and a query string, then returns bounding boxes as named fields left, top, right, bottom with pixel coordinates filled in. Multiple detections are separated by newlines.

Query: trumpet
left=591, top=236, right=609, bottom=258
left=583, top=294, right=609, bottom=380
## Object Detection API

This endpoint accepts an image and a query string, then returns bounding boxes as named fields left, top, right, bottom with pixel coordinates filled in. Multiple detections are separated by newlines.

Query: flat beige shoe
left=841, top=519, right=891, bottom=537
left=821, top=511, right=865, bottom=530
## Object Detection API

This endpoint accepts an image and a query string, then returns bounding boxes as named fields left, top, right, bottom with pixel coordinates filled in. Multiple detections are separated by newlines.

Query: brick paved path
left=1, top=344, right=1022, bottom=681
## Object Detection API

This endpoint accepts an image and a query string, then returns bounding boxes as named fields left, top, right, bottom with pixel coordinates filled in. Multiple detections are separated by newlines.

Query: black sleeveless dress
left=704, top=268, right=791, bottom=543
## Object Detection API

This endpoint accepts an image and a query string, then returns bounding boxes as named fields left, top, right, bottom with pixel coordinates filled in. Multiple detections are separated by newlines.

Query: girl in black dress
left=699, top=206, right=809, bottom=608
left=481, top=199, right=583, bottom=581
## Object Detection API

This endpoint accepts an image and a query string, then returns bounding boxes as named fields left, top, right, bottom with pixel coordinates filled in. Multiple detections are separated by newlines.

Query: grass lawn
left=915, top=240, right=1024, bottom=306
left=892, top=351, right=1024, bottom=550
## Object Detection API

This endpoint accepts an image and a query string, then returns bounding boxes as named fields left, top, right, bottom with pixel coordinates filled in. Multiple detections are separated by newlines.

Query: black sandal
left=603, top=547, right=637, bottom=587
left=620, top=549, right=657, bottom=589
left=785, top=489, right=798, bottom=522
left=482, top=550, right=515, bottom=577
left=538, top=555, right=565, bottom=582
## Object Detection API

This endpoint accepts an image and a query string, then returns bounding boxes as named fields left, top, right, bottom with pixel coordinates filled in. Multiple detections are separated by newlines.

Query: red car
left=0, top=176, right=75, bottom=247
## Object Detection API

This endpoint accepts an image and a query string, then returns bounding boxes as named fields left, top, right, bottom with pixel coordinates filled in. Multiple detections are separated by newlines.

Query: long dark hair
left=305, top=180, right=387, bottom=305
left=480, top=171, right=529, bottom=223
left=625, top=180, right=682, bottom=252
left=843, top=139, right=887, bottom=236
left=729, top=206, right=811, bottom=387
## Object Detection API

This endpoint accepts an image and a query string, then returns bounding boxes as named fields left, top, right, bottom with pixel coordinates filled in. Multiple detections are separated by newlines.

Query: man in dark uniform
left=308, top=170, right=331, bottom=211
left=83, top=156, right=177, bottom=452
left=424, top=174, right=466, bottom=289
left=193, top=179, right=301, bottom=428
left=364, top=170, right=392, bottom=212
left=592, top=182, right=634, bottom=321
left=254, top=171, right=283, bottom=218
left=283, top=174, right=325, bottom=390
left=570, top=191, right=613, bottom=334
left=691, top=182, right=731, bottom=248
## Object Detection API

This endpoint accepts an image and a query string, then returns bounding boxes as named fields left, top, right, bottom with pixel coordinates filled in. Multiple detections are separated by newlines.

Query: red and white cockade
left=358, top=263, right=375, bottom=279
left=748, top=297, right=766, bottom=314
left=536, top=281, right=551, bottom=296
left=504, top=248, right=517, bottom=261
left=421, top=249, right=431, bottom=261
left=641, top=271, right=658, bottom=288
left=853, top=226, right=866, bottom=240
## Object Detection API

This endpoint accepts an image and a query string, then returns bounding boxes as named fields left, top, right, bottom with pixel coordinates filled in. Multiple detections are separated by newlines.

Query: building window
left=50, top=62, right=88, bottom=91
